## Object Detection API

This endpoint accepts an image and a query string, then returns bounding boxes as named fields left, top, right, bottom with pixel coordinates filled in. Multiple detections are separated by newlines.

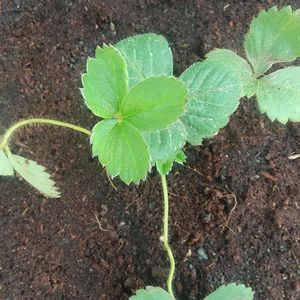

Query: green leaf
left=6, top=153, right=60, bottom=198
left=81, top=45, right=128, bottom=118
left=129, top=286, right=174, bottom=300
left=156, top=150, right=186, bottom=175
left=257, top=66, right=300, bottom=123
left=0, top=150, right=14, bottom=176
left=204, top=283, right=254, bottom=300
left=244, top=6, right=300, bottom=75
left=91, top=119, right=150, bottom=184
left=115, top=33, right=173, bottom=88
left=180, top=60, right=241, bottom=145
left=206, top=49, right=257, bottom=97
left=121, top=76, right=187, bottom=131
left=143, top=120, right=187, bottom=164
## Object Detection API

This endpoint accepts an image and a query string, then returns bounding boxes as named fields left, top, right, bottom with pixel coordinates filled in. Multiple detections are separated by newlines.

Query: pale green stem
left=0, top=118, right=91, bottom=149
left=161, top=174, right=175, bottom=298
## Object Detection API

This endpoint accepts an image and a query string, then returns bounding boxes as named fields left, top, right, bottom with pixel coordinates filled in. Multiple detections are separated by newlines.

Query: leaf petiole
left=161, top=174, right=175, bottom=297
left=0, top=118, right=91, bottom=149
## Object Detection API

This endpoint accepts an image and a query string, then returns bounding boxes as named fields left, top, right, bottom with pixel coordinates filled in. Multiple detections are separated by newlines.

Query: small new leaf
left=206, top=49, right=257, bottom=97
left=129, top=286, right=174, bottom=300
left=257, top=67, right=300, bottom=123
left=121, top=76, right=187, bottom=131
left=81, top=45, right=128, bottom=118
left=91, top=120, right=150, bottom=184
left=6, top=153, right=60, bottom=198
left=115, top=33, right=173, bottom=88
left=0, top=150, right=14, bottom=176
left=244, top=6, right=300, bottom=75
left=180, top=60, right=241, bottom=145
left=204, top=283, right=254, bottom=300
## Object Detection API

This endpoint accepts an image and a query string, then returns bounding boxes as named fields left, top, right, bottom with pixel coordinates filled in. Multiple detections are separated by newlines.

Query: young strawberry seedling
left=1, top=6, right=300, bottom=299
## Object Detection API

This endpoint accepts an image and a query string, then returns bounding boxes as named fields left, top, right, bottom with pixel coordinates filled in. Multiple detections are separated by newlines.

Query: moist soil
left=0, top=1, right=299, bottom=299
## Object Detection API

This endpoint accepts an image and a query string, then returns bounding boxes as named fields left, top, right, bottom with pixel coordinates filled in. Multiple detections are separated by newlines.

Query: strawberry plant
left=1, top=5, right=300, bottom=299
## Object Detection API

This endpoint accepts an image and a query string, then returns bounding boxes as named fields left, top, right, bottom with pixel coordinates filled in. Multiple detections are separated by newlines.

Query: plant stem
left=161, top=174, right=175, bottom=298
left=0, top=118, right=91, bottom=149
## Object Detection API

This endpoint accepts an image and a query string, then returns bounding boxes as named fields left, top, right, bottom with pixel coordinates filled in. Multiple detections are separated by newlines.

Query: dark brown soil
left=1, top=1, right=299, bottom=299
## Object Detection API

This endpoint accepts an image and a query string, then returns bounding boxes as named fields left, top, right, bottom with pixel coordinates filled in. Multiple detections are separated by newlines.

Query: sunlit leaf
left=91, top=119, right=150, bottom=184
left=0, top=150, right=14, bottom=176
left=257, top=66, right=300, bottom=123
left=204, top=283, right=254, bottom=300
left=81, top=45, right=128, bottom=118
left=129, top=286, right=174, bottom=300
left=6, top=152, right=60, bottom=198
left=121, top=76, right=187, bottom=131
left=115, top=33, right=173, bottom=88
left=244, top=6, right=300, bottom=75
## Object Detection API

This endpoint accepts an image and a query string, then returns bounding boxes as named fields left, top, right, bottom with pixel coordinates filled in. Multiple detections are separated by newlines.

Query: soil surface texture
left=0, top=1, right=299, bottom=299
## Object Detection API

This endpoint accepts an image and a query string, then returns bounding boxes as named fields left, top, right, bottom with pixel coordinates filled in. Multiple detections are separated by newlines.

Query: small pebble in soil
left=196, top=247, right=209, bottom=261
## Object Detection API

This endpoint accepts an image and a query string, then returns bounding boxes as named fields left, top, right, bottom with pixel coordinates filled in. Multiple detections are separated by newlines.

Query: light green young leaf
left=129, top=286, right=174, bottom=300
left=244, top=6, right=300, bottom=75
left=180, top=60, right=241, bottom=145
left=91, top=119, right=150, bottom=184
left=257, top=66, right=300, bottom=123
left=115, top=33, right=173, bottom=88
left=0, top=150, right=14, bottom=176
left=156, top=150, right=186, bottom=175
left=206, top=49, right=257, bottom=97
left=6, top=153, right=60, bottom=198
left=81, top=45, right=128, bottom=118
left=204, top=283, right=254, bottom=300
left=121, top=76, right=187, bottom=131
left=143, top=120, right=187, bottom=164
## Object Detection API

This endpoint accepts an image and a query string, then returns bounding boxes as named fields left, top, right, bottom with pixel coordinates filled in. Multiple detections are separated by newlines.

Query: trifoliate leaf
left=0, top=150, right=14, bottom=176
left=180, top=60, right=241, bottom=145
left=257, top=66, right=300, bottom=123
left=129, top=286, right=174, bottom=300
left=6, top=152, right=60, bottom=198
left=121, top=76, right=187, bottom=131
left=206, top=49, right=257, bottom=97
left=115, top=33, right=173, bottom=88
left=203, top=283, right=254, bottom=300
left=244, top=6, right=300, bottom=75
left=156, top=150, right=186, bottom=175
left=143, top=120, right=187, bottom=164
left=91, top=119, right=150, bottom=184
left=81, top=45, right=128, bottom=118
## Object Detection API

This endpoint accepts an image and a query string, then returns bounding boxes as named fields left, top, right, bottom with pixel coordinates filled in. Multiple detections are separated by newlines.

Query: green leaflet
left=156, top=150, right=186, bottom=176
left=91, top=119, right=150, bottom=184
left=180, top=60, right=241, bottom=145
left=257, top=67, right=300, bottom=124
left=204, top=283, right=254, bottom=300
left=143, top=120, right=187, bottom=164
left=206, top=49, right=257, bottom=98
left=244, top=6, right=300, bottom=75
left=81, top=45, right=128, bottom=118
left=129, top=287, right=174, bottom=300
left=6, top=152, right=60, bottom=198
left=121, top=76, right=187, bottom=131
left=0, top=150, right=14, bottom=176
left=115, top=33, right=173, bottom=88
